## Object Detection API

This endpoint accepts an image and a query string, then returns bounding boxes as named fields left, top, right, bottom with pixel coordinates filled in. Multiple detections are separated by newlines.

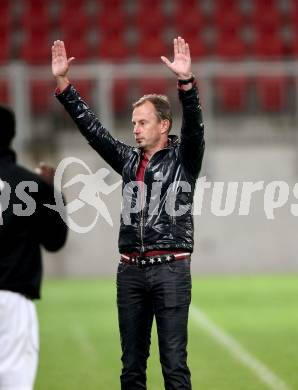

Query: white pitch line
left=71, top=323, right=98, bottom=359
left=190, top=305, right=291, bottom=390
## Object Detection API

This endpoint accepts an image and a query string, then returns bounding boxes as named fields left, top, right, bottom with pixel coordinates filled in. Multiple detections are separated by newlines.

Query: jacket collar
left=167, top=135, right=179, bottom=147
left=133, top=134, right=179, bottom=155
left=0, top=147, right=16, bottom=163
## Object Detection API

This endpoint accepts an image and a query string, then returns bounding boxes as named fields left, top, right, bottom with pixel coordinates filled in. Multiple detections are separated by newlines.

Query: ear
left=160, top=119, right=170, bottom=134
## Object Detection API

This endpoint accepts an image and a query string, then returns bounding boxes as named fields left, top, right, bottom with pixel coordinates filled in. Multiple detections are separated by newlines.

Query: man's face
left=132, top=101, right=167, bottom=151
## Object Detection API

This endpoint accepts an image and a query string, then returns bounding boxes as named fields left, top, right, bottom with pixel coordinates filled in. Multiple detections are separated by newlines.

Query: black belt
left=120, top=252, right=191, bottom=268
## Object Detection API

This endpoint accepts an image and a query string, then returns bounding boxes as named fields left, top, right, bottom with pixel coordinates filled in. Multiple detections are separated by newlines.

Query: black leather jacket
left=0, top=148, right=68, bottom=299
left=57, top=83, right=205, bottom=254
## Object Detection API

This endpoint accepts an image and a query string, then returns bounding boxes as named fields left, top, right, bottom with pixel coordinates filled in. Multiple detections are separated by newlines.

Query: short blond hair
left=132, top=94, right=172, bottom=132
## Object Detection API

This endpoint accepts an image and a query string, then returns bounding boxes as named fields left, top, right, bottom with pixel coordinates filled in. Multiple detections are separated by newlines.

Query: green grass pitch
left=35, top=275, right=298, bottom=389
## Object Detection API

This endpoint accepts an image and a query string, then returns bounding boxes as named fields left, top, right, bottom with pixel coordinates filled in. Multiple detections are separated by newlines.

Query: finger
left=54, top=40, right=61, bottom=57
left=58, top=40, right=66, bottom=59
left=177, top=36, right=182, bottom=53
left=61, top=41, right=67, bottom=57
left=161, top=56, right=172, bottom=68
left=174, top=38, right=178, bottom=56
left=52, top=42, right=57, bottom=59
left=185, top=42, right=190, bottom=58
left=56, top=40, right=64, bottom=58
left=180, top=37, right=186, bottom=55
left=54, top=42, right=59, bottom=59
left=68, top=57, right=75, bottom=65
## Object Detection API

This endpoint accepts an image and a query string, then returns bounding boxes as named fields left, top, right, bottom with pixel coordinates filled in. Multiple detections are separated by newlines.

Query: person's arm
left=51, top=40, right=132, bottom=175
left=34, top=165, right=68, bottom=251
left=161, top=37, right=205, bottom=178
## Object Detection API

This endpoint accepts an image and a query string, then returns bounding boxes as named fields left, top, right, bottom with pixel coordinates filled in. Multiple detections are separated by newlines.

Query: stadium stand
left=2, top=0, right=295, bottom=113
left=0, top=0, right=12, bottom=63
left=30, top=80, right=55, bottom=113
left=255, top=75, right=288, bottom=112
left=0, top=81, right=9, bottom=105
left=214, top=76, right=249, bottom=112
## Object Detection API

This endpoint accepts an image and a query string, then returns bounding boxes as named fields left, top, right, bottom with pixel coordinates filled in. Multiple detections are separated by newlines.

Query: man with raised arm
left=52, top=36, right=205, bottom=390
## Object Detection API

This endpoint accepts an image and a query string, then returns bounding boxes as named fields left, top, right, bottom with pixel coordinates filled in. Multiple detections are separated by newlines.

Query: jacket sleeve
left=178, top=83, right=205, bottom=178
left=35, top=179, right=68, bottom=252
left=56, top=84, right=132, bottom=175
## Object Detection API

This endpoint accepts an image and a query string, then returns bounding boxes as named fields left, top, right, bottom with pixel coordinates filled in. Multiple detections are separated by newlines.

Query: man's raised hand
left=51, top=40, right=74, bottom=78
left=52, top=40, right=75, bottom=90
left=161, top=37, right=192, bottom=80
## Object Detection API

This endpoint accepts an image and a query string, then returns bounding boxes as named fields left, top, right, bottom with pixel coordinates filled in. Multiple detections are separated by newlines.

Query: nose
left=133, top=125, right=140, bottom=135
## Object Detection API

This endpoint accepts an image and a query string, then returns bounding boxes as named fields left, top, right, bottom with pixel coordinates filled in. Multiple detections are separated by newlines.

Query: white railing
left=1, top=60, right=298, bottom=152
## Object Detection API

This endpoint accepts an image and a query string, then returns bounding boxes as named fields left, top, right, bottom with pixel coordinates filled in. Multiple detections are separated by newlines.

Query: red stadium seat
left=215, top=0, right=238, bottom=8
left=252, top=0, right=277, bottom=11
left=174, top=0, right=200, bottom=12
left=21, top=19, right=51, bottom=38
left=211, top=4, right=244, bottom=32
left=135, top=8, right=166, bottom=34
left=213, top=31, right=247, bottom=59
left=289, top=0, right=298, bottom=55
left=0, top=0, right=12, bottom=26
left=67, top=39, right=91, bottom=62
left=23, top=0, right=51, bottom=6
left=138, top=78, right=169, bottom=96
left=0, top=32, right=10, bottom=64
left=250, top=8, right=282, bottom=34
left=59, top=13, right=89, bottom=41
left=97, top=32, right=129, bottom=61
left=0, top=1, right=12, bottom=63
left=99, top=0, right=123, bottom=12
left=96, top=10, right=127, bottom=34
left=289, top=2, right=298, bottom=54
left=20, top=0, right=51, bottom=36
left=19, top=1, right=51, bottom=64
left=20, top=31, right=51, bottom=64
left=173, top=10, right=205, bottom=35
left=256, top=76, right=287, bottom=111
left=57, top=11, right=90, bottom=61
left=30, top=80, right=55, bottom=114
left=178, top=32, right=208, bottom=59
left=251, top=31, right=284, bottom=59
left=58, top=0, right=90, bottom=50
left=136, top=32, right=168, bottom=62
left=59, top=0, right=87, bottom=18
left=214, top=76, right=248, bottom=112
left=290, top=29, right=298, bottom=57
left=112, top=79, right=130, bottom=113
left=137, top=0, right=161, bottom=10
left=289, top=0, right=298, bottom=25
left=0, top=80, right=10, bottom=105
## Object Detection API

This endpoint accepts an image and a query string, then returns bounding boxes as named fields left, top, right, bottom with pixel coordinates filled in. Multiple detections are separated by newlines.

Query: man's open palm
left=161, top=36, right=191, bottom=78
left=51, top=40, right=74, bottom=78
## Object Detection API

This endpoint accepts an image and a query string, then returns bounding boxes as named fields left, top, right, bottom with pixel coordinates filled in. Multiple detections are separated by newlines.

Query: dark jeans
left=117, top=258, right=192, bottom=390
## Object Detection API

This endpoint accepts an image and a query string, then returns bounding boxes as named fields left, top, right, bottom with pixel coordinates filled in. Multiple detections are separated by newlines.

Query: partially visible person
left=0, top=105, right=68, bottom=389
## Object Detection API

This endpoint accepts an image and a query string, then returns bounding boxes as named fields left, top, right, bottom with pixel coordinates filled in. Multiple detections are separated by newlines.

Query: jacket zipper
left=140, top=161, right=150, bottom=254
left=133, top=152, right=146, bottom=254
left=137, top=145, right=172, bottom=254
